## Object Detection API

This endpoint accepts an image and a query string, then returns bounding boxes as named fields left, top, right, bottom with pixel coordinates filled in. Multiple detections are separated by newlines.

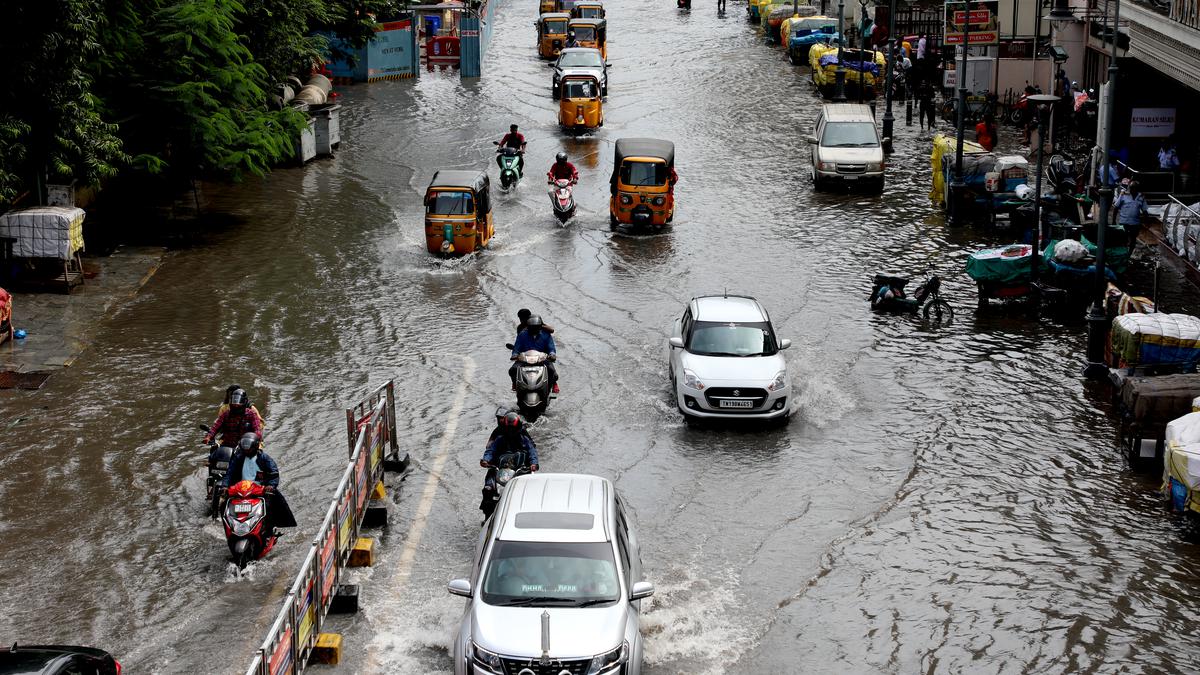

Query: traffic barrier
left=244, top=381, right=406, bottom=675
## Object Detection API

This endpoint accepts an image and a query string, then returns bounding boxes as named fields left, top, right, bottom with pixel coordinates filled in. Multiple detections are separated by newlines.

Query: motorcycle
left=480, top=451, right=533, bottom=519
left=222, top=480, right=278, bottom=570
left=869, top=274, right=953, bottom=322
left=493, top=142, right=524, bottom=190
left=506, top=345, right=555, bottom=421
left=678, top=0, right=691, bottom=8
left=199, top=424, right=232, bottom=518
left=549, top=178, right=577, bottom=224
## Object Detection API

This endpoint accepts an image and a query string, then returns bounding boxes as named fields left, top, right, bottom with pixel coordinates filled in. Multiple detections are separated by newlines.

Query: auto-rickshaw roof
left=568, top=17, right=606, bottom=26
left=428, top=170, right=488, bottom=192
left=614, top=138, right=674, bottom=166
left=540, top=12, right=571, bottom=20
left=575, top=0, right=604, bottom=6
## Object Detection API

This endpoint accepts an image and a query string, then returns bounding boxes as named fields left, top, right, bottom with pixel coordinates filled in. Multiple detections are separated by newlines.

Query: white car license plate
left=719, top=400, right=754, bottom=409
left=843, top=175, right=859, bottom=181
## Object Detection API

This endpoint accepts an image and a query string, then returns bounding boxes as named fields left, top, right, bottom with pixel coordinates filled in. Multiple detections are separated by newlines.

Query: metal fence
left=1162, top=195, right=1200, bottom=265
left=1116, top=160, right=1177, bottom=201
left=245, top=381, right=400, bottom=675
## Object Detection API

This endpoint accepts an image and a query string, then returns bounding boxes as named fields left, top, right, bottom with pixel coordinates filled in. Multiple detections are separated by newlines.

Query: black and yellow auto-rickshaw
left=609, top=138, right=676, bottom=230
left=571, top=0, right=605, bottom=19
left=536, top=12, right=571, bottom=59
left=424, top=170, right=494, bottom=255
left=567, top=17, right=607, bottom=60
left=558, top=74, right=603, bottom=132
left=540, top=0, right=556, bottom=14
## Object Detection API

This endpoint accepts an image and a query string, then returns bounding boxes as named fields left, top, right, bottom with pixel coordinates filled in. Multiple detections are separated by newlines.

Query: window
left=573, top=26, right=596, bottom=41
left=546, top=19, right=566, bottom=33
left=428, top=191, right=474, bottom=215
left=558, top=51, right=602, bottom=68
left=481, top=540, right=620, bottom=607
left=680, top=309, right=693, bottom=343
left=620, top=161, right=666, bottom=187
left=615, top=529, right=632, bottom=586
left=820, top=122, right=880, bottom=148
left=686, top=321, right=777, bottom=356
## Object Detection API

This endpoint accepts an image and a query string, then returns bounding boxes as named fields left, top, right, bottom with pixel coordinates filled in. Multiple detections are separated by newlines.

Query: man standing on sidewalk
left=1113, top=181, right=1148, bottom=242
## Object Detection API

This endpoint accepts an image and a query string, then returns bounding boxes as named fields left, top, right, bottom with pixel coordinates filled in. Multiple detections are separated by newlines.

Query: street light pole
left=1084, top=0, right=1121, bottom=379
left=1028, top=94, right=1061, bottom=285
left=833, top=0, right=847, bottom=101
left=882, top=0, right=897, bottom=152
left=949, top=2, right=972, bottom=226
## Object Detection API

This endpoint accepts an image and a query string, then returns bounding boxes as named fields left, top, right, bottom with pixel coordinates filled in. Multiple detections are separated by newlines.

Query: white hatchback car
left=668, top=295, right=792, bottom=422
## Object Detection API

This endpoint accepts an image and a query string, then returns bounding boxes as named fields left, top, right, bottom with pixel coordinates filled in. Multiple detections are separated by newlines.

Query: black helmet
left=495, top=405, right=510, bottom=424
left=556, top=152, right=568, bottom=163
left=229, top=388, right=249, bottom=411
left=238, top=432, right=261, bottom=454
left=502, top=412, right=523, bottom=432
left=224, top=384, right=243, bottom=404
left=526, top=315, right=544, bottom=334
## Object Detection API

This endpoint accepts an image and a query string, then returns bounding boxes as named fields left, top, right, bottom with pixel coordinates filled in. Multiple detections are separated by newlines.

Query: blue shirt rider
left=509, top=315, right=559, bottom=392
left=223, top=433, right=297, bottom=530
left=480, top=412, right=539, bottom=513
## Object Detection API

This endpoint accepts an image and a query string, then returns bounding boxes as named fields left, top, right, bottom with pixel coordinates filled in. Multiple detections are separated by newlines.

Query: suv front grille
left=502, top=657, right=590, bottom=675
left=837, top=163, right=866, bottom=174
left=704, top=387, right=768, bottom=410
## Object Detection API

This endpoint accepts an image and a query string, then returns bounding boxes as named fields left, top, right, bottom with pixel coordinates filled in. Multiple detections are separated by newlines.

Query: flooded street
left=4, top=0, right=1200, bottom=672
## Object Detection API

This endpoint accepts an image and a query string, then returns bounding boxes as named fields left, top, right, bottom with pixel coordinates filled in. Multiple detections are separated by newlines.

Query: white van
left=808, top=103, right=885, bottom=192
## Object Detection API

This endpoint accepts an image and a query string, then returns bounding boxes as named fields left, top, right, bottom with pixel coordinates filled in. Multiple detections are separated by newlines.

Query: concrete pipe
left=294, top=84, right=327, bottom=106
left=305, top=74, right=333, bottom=96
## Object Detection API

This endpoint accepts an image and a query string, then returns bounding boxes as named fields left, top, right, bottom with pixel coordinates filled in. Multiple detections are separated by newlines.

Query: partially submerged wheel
left=923, top=298, right=954, bottom=323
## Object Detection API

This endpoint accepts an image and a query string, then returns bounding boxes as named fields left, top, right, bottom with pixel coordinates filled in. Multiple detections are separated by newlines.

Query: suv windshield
left=821, top=122, right=879, bottom=147
left=428, top=191, right=474, bottom=215
left=481, top=540, right=620, bottom=607
left=687, top=321, right=777, bottom=357
left=558, top=51, right=602, bottom=68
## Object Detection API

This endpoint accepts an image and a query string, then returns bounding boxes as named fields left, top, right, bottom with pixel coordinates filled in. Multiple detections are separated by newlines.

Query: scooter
left=199, top=424, right=232, bottom=519
left=493, top=142, right=524, bottom=190
left=506, top=345, right=555, bottom=421
left=480, top=451, right=533, bottom=519
left=869, top=274, right=953, bottom=322
left=549, top=178, right=577, bottom=224
left=222, top=480, right=278, bottom=570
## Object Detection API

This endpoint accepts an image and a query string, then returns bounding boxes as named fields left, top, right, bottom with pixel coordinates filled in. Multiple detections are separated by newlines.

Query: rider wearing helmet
left=510, top=315, right=559, bottom=393
left=223, top=433, right=298, bottom=532
left=547, top=152, right=579, bottom=185
left=497, top=124, right=527, bottom=173
left=204, top=388, right=265, bottom=447
left=516, top=308, right=555, bottom=336
left=479, top=412, right=539, bottom=514
left=565, top=29, right=580, bottom=48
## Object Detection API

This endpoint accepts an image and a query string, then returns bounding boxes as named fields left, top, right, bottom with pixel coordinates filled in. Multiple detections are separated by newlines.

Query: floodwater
left=3, top=0, right=1200, bottom=673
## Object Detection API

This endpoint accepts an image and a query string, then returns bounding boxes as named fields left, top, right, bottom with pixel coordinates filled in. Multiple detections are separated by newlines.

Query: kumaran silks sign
left=944, top=1, right=1000, bottom=45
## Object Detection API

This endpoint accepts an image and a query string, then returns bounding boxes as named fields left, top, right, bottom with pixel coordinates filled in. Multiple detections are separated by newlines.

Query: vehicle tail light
left=115, top=660, right=122, bottom=675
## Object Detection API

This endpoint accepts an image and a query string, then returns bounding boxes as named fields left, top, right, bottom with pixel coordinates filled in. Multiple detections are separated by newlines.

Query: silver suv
left=807, top=103, right=885, bottom=192
left=448, top=473, right=653, bottom=675
left=552, top=48, right=609, bottom=98
left=668, top=294, right=792, bottom=422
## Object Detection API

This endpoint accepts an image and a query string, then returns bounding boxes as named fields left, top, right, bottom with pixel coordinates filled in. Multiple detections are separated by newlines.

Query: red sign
left=461, top=29, right=480, bottom=37
left=952, top=9, right=991, bottom=24
left=944, top=1, right=999, bottom=45
left=375, top=20, right=412, bottom=32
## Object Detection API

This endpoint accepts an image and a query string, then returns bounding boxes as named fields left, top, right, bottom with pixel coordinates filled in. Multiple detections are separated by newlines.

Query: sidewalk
left=0, top=246, right=165, bottom=385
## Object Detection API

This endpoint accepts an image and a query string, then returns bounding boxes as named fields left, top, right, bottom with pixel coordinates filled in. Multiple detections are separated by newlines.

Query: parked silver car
left=668, top=294, right=792, bottom=422
left=807, top=103, right=885, bottom=192
left=449, top=473, right=653, bottom=675
left=552, top=47, right=609, bottom=98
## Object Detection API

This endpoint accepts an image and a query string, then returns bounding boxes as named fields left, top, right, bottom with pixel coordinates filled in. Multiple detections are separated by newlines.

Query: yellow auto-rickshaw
left=540, top=0, right=556, bottom=14
left=536, top=12, right=571, bottom=59
left=567, top=18, right=607, bottom=60
left=609, top=138, right=675, bottom=230
left=571, top=0, right=605, bottom=19
left=558, top=74, right=603, bottom=132
left=424, top=170, right=493, bottom=255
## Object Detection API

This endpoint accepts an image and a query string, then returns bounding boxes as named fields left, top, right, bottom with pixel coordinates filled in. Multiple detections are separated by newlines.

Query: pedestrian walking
left=1112, top=181, right=1148, bottom=242
left=717, top=0, right=725, bottom=13
left=1159, top=135, right=1181, bottom=171
left=917, top=80, right=936, bottom=131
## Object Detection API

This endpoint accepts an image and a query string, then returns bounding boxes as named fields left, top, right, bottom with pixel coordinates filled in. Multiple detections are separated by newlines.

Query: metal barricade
left=244, top=381, right=400, bottom=675
left=1165, top=195, right=1200, bottom=264
left=1117, top=160, right=1177, bottom=201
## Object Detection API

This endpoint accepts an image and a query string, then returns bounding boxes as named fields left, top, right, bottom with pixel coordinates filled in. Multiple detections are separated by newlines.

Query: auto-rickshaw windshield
left=545, top=19, right=566, bottom=33
left=563, top=80, right=597, bottom=98
left=579, top=7, right=600, bottom=17
left=620, top=161, right=667, bottom=187
left=428, top=190, right=474, bottom=215
left=573, top=26, right=596, bottom=41
left=821, top=122, right=879, bottom=147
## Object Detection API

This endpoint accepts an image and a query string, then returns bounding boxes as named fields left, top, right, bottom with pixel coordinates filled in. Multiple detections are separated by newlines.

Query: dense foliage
left=0, top=0, right=403, bottom=207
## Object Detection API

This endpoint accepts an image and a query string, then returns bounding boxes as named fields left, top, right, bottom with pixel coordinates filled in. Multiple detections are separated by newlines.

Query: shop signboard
left=1130, top=108, right=1176, bottom=138
left=944, top=1, right=999, bottom=45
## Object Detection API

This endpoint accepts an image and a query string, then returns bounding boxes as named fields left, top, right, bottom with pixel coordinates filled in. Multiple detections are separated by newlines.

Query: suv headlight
left=817, top=161, right=836, bottom=171
left=682, top=369, right=705, bottom=391
left=767, top=370, right=787, bottom=392
left=471, top=642, right=503, bottom=674
left=866, top=161, right=885, bottom=171
left=586, top=642, right=628, bottom=675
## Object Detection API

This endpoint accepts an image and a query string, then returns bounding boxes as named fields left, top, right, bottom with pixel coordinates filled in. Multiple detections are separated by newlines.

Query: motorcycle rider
left=497, top=124, right=526, bottom=174
left=480, top=413, right=539, bottom=514
left=547, top=152, right=579, bottom=186
left=222, top=433, right=298, bottom=533
left=516, top=308, right=555, bottom=336
left=510, top=315, right=559, bottom=393
left=204, top=388, right=265, bottom=448
left=565, top=29, right=580, bottom=49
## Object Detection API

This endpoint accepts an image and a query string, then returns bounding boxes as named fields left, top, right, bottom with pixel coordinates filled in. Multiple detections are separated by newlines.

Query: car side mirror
left=669, top=336, right=684, bottom=349
left=448, top=578, right=473, bottom=597
left=630, top=581, right=654, bottom=600
left=804, top=135, right=817, bottom=144
left=606, top=62, right=612, bottom=67
left=505, top=343, right=515, bottom=350
left=779, top=339, right=792, bottom=350
left=198, top=424, right=210, bottom=433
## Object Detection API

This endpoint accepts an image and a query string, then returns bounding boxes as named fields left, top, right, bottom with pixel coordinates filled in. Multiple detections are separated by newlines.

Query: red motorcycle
left=222, top=480, right=278, bottom=569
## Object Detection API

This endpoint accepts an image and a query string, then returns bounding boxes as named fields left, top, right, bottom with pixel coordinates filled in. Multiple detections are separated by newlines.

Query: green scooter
left=493, top=142, right=524, bottom=190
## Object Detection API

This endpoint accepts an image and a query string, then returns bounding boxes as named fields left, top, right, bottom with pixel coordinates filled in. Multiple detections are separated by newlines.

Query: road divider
left=244, top=381, right=407, bottom=675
